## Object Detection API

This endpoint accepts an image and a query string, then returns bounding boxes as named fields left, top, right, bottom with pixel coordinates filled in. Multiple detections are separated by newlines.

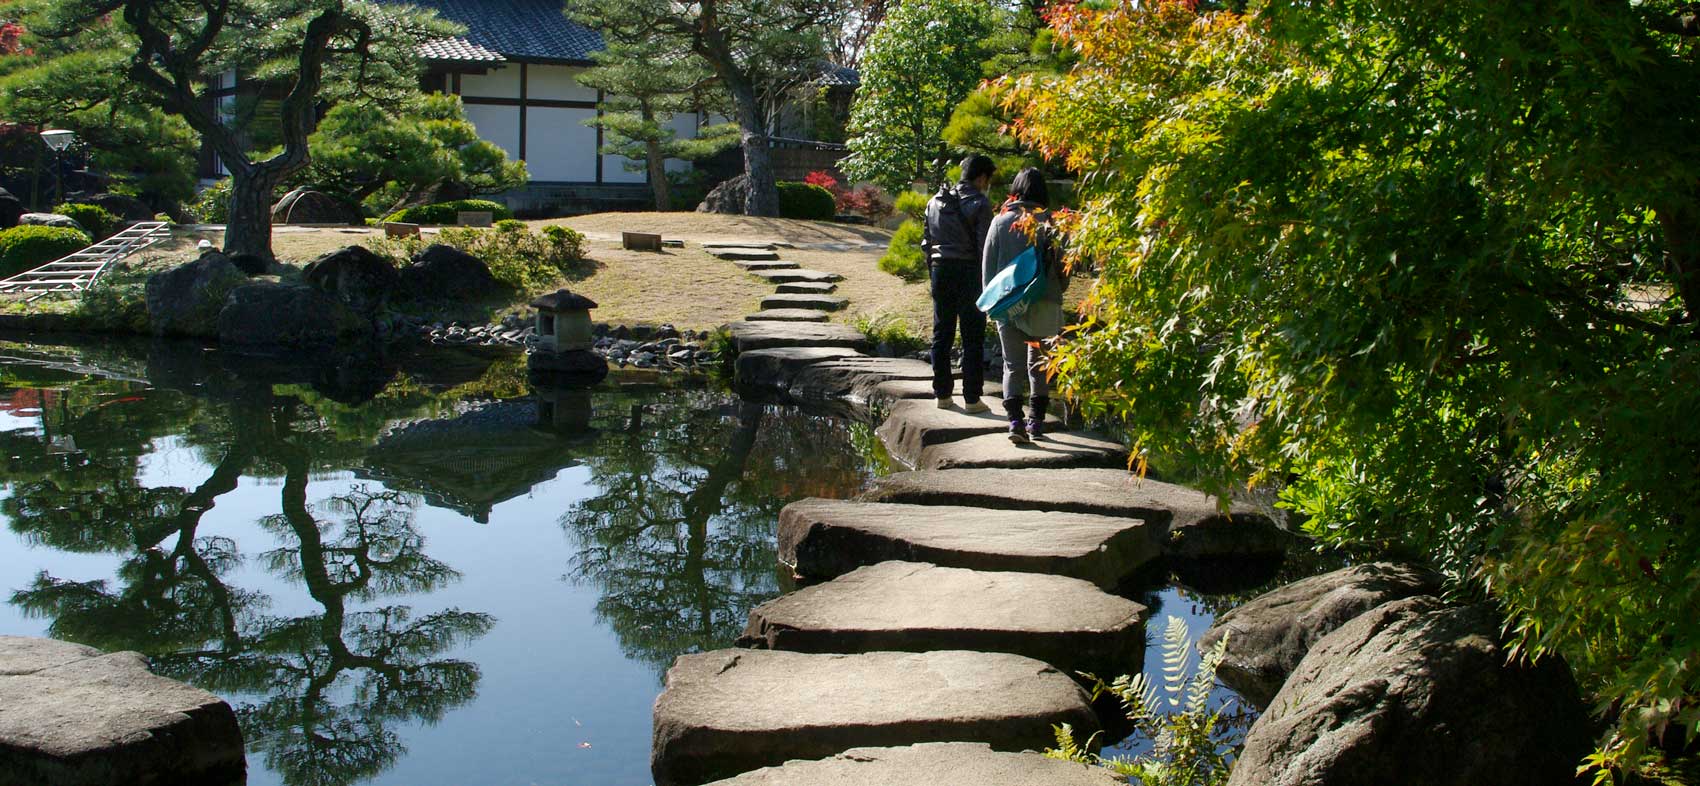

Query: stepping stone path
left=711, top=248, right=780, bottom=261
left=876, top=399, right=1067, bottom=467
left=912, top=429, right=1129, bottom=471
left=759, top=293, right=848, bottom=312
left=738, top=561, right=1147, bottom=677
left=745, top=309, right=830, bottom=323
left=749, top=268, right=844, bottom=285
left=777, top=499, right=1163, bottom=588
left=731, top=260, right=799, bottom=271
left=650, top=649, right=1099, bottom=786
left=0, top=636, right=246, bottom=786
left=775, top=281, right=837, bottom=294
left=725, top=322, right=871, bottom=352
left=701, top=743, right=1125, bottom=786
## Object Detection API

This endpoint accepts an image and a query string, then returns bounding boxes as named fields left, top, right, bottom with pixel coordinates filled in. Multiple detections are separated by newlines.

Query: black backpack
left=922, top=185, right=977, bottom=262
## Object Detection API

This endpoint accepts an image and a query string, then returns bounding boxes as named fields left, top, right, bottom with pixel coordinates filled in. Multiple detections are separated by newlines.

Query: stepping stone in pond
left=735, top=347, right=867, bottom=389
left=865, top=379, right=1005, bottom=409
left=651, top=649, right=1099, bottom=786
left=913, top=430, right=1130, bottom=471
left=876, top=398, right=1067, bottom=467
left=745, top=309, right=830, bottom=323
left=711, top=248, right=781, bottom=261
left=738, top=561, right=1148, bottom=678
left=701, top=742, right=1126, bottom=786
left=0, top=636, right=246, bottom=786
left=860, top=468, right=1289, bottom=560
left=776, top=281, right=837, bottom=294
left=732, top=259, right=800, bottom=271
left=749, top=268, right=844, bottom=285
left=777, top=498, right=1162, bottom=588
left=788, top=356, right=936, bottom=403
left=724, top=321, right=870, bottom=352
left=759, top=293, right=848, bottom=312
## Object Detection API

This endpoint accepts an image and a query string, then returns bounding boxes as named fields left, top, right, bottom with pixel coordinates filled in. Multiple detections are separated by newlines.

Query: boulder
left=0, top=187, right=26, bottom=229
left=216, top=281, right=371, bottom=347
left=697, top=174, right=752, bottom=215
left=778, top=498, right=1163, bottom=588
left=1229, top=597, right=1593, bottom=786
left=270, top=187, right=363, bottom=225
left=302, top=245, right=399, bottom=315
left=18, top=212, right=85, bottom=232
left=145, top=253, right=250, bottom=338
left=725, top=321, right=870, bottom=353
left=652, top=649, right=1099, bottom=786
left=789, top=356, right=940, bottom=404
left=79, top=193, right=154, bottom=222
left=1201, top=562, right=1442, bottom=708
left=0, top=636, right=246, bottom=786
left=735, top=347, right=866, bottom=390
left=910, top=430, right=1128, bottom=471
left=702, top=743, right=1125, bottom=786
left=401, top=244, right=504, bottom=301
left=227, top=253, right=268, bottom=277
left=738, top=561, right=1147, bottom=677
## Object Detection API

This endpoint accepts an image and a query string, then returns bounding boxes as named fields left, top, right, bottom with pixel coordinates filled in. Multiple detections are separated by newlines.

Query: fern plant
left=1047, top=617, right=1237, bottom=786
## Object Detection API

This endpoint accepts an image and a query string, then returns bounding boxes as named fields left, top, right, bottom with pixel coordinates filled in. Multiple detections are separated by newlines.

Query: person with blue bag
left=979, top=168, right=1068, bottom=444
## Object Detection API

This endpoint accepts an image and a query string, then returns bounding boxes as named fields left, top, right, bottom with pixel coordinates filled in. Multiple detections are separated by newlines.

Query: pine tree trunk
left=728, top=75, right=779, bottom=217
left=647, top=139, right=670, bottom=211
left=223, top=167, right=278, bottom=261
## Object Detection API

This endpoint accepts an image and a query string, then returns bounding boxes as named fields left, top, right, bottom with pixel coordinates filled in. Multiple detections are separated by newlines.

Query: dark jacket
left=923, top=182, right=993, bottom=263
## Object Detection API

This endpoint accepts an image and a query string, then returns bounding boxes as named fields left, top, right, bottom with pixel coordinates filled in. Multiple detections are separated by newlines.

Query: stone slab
left=703, top=743, right=1125, bottom=786
left=749, top=269, right=845, bottom=285
left=735, top=347, right=867, bottom=390
left=738, top=561, right=1147, bottom=677
left=759, top=294, right=849, bottom=312
left=745, top=309, right=830, bottom=323
left=732, top=260, right=800, bottom=271
left=865, top=378, right=1005, bottom=409
left=652, top=649, right=1099, bottom=786
left=725, top=322, right=870, bottom=353
left=876, top=399, right=1066, bottom=467
left=0, top=636, right=246, bottom=786
left=712, top=249, right=781, bottom=261
left=858, top=468, right=1286, bottom=558
left=775, top=281, right=838, bottom=294
left=913, top=430, right=1128, bottom=471
left=778, top=499, right=1162, bottom=588
left=788, top=356, right=937, bottom=403
left=703, top=242, right=778, bottom=251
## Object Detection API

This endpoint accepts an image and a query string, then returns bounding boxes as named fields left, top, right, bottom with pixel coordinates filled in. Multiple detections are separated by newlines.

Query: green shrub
left=0, top=225, right=94, bottom=277
left=851, top=311, right=927, bottom=355
left=879, top=219, right=927, bottom=281
left=495, top=218, right=528, bottom=233
left=382, top=199, right=513, bottom=226
left=190, top=180, right=231, bottom=223
left=373, top=223, right=588, bottom=294
left=776, top=182, right=837, bottom=221
left=54, top=203, right=120, bottom=239
left=894, top=190, right=930, bottom=221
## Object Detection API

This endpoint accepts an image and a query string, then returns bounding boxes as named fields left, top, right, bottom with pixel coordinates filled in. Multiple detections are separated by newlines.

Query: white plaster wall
left=527, top=106, right=599, bottom=182
left=464, top=104, right=522, bottom=160
left=664, top=113, right=701, bottom=174
left=460, top=66, right=522, bottom=99
left=527, top=65, right=599, bottom=102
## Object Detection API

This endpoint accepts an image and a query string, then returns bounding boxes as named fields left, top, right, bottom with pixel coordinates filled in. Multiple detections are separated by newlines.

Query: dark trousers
left=929, top=260, right=985, bottom=400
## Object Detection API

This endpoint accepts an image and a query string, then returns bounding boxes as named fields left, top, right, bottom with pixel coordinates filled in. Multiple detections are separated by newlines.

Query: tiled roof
left=815, top=64, right=860, bottom=88
left=394, top=0, right=603, bottom=63
left=420, top=37, right=506, bottom=65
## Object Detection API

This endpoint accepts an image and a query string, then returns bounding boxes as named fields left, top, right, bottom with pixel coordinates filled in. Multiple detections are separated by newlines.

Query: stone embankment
left=649, top=244, right=1294, bottom=785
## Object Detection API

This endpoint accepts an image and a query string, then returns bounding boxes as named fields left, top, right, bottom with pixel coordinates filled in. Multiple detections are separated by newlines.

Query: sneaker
left=1027, top=417, right=1045, bottom=439
left=935, top=397, right=954, bottom=409
left=1008, top=419, right=1030, bottom=444
left=962, top=399, right=990, bottom=415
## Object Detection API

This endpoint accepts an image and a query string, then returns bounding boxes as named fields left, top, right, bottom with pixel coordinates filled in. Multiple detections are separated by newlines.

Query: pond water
left=0, top=338, right=1286, bottom=786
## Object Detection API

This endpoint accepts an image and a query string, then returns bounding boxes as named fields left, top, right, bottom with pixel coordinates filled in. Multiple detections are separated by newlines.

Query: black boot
left=1029, top=396, right=1049, bottom=439
left=1004, top=397, right=1029, bottom=444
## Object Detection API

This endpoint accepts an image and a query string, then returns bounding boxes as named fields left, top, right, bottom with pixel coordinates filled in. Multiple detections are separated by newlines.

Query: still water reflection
left=0, top=340, right=875, bottom=786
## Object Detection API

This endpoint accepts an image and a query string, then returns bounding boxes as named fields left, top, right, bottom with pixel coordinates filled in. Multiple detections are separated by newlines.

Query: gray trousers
left=997, top=322, right=1050, bottom=400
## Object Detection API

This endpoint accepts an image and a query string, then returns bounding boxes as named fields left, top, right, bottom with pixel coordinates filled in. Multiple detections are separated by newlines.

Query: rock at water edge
left=145, top=253, right=250, bottom=338
left=702, top=742, right=1125, bottom=786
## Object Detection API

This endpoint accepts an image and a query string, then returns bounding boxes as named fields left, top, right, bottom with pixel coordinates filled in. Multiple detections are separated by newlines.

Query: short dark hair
left=1008, top=167, right=1050, bottom=207
left=961, top=154, right=996, bottom=184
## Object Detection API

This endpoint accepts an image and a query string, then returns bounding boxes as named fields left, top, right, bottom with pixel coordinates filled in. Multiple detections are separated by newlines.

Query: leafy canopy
left=1004, top=0, right=1700, bottom=778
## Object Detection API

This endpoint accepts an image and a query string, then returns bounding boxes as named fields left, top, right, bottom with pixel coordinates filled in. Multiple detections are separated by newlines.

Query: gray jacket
left=982, top=201, right=1068, bottom=337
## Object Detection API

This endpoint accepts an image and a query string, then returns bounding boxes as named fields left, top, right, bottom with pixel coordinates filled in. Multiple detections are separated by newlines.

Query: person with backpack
left=923, top=154, right=998, bottom=413
left=981, top=167, right=1068, bottom=444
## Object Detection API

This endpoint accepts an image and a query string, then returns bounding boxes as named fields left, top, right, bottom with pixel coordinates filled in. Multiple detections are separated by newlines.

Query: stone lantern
left=528, top=288, right=608, bottom=384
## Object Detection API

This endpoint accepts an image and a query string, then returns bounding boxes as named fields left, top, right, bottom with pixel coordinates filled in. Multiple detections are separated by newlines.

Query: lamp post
left=39, top=129, right=76, bottom=207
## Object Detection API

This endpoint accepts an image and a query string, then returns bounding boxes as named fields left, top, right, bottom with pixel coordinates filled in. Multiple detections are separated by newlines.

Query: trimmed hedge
left=54, top=203, right=120, bottom=239
left=0, top=225, right=93, bottom=277
left=776, top=182, right=836, bottom=221
left=383, top=199, right=513, bottom=226
left=878, top=219, right=927, bottom=281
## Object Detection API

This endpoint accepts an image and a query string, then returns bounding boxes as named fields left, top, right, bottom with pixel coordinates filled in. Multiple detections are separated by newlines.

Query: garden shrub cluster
left=189, top=180, right=232, bottom=223
left=804, top=170, right=895, bottom=220
left=775, top=182, right=836, bottom=221
left=53, top=203, right=120, bottom=240
left=0, top=225, right=93, bottom=277
left=374, top=223, right=588, bottom=294
left=878, top=219, right=926, bottom=281
left=894, top=190, right=929, bottom=221
left=382, top=199, right=513, bottom=226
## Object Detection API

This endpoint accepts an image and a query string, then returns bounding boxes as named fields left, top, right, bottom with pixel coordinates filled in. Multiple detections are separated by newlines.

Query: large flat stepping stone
left=759, top=293, right=848, bottom=312
left=861, top=468, right=1288, bottom=559
left=712, top=248, right=781, bottom=261
left=866, top=378, right=1006, bottom=409
left=877, top=399, right=1066, bottom=467
left=735, top=347, right=866, bottom=390
left=725, top=322, right=870, bottom=352
left=749, top=268, right=844, bottom=285
left=651, top=649, right=1099, bottom=786
left=703, top=742, right=1125, bottom=785
left=778, top=499, right=1162, bottom=588
left=914, top=430, right=1128, bottom=471
left=738, top=561, right=1146, bottom=677
left=789, top=356, right=936, bottom=403
left=0, top=636, right=246, bottom=786
left=745, top=309, right=830, bottom=323
left=776, top=281, right=837, bottom=294
left=732, top=259, right=800, bottom=271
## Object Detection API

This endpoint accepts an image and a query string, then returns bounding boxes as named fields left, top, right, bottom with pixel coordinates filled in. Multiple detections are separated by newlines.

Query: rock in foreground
left=0, top=636, right=245, bottom=786
left=652, top=649, right=1098, bottom=786
left=738, top=561, right=1147, bottom=677
left=1201, top=562, right=1442, bottom=708
left=702, top=743, right=1125, bottom=786
left=1229, top=597, right=1593, bottom=786
left=778, top=498, right=1161, bottom=588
